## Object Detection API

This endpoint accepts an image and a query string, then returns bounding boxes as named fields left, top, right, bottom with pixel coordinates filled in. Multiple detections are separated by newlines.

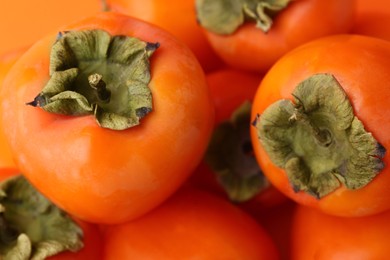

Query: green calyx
left=205, top=101, right=268, bottom=202
left=27, top=29, right=159, bottom=130
left=0, top=175, right=83, bottom=259
left=196, top=0, right=291, bottom=35
left=253, top=73, right=386, bottom=199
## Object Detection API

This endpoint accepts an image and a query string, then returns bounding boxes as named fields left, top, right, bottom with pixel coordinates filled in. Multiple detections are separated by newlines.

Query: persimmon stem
left=289, top=106, right=332, bottom=147
left=88, top=73, right=111, bottom=103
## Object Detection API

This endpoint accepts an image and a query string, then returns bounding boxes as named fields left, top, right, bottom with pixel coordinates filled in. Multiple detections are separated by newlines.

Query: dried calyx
left=196, top=0, right=291, bottom=34
left=27, top=29, right=159, bottom=130
left=205, top=101, right=268, bottom=202
left=253, top=73, right=386, bottom=199
left=0, top=175, right=83, bottom=259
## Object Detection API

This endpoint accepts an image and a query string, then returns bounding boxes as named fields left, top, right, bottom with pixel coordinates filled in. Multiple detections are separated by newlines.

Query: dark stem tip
left=136, top=107, right=152, bottom=119
left=146, top=42, right=160, bottom=52
left=251, top=114, right=260, bottom=127
left=26, top=95, right=46, bottom=107
left=376, top=142, right=387, bottom=158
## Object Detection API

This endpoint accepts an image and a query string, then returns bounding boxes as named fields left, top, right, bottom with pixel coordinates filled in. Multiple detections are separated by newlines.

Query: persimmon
left=242, top=199, right=297, bottom=260
left=101, top=186, right=279, bottom=260
left=103, top=0, right=225, bottom=72
left=353, top=0, right=390, bottom=41
left=356, top=0, right=389, bottom=14
left=206, top=68, right=263, bottom=125
left=251, top=34, right=390, bottom=217
left=190, top=68, right=286, bottom=207
left=0, top=12, right=214, bottom=224
left=196, top=0, right=355, bottom=73
left=291, top=205, right=390, bottom=259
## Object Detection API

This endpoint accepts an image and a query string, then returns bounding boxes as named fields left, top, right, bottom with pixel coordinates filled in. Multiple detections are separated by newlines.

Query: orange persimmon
left=291, top=205, right=390, bottom=259
left=102, top=186, right=279, bottom=259
left=0, top=12, right=214, bottom=224
left=353, top=0, right=390, bottom=41
left=251, top=34, right=390, bottom=217
left=196, top=0, right=355, bottom=73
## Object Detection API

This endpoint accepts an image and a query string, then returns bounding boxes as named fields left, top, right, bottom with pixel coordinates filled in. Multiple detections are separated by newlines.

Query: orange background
left=0, top=0, right=102, bottom=54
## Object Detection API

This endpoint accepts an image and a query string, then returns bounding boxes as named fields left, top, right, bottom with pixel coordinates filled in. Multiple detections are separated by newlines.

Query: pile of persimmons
left=0, top=0, right=389, bottom=259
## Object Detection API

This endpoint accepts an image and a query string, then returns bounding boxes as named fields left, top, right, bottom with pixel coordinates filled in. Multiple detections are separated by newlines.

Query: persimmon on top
left=196, top=0, right=356, bottom=73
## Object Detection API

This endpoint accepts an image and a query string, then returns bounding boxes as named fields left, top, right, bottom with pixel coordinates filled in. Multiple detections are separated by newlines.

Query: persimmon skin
left=203, top=0, right=355, bottom=73
left=0, top=12, right=215, bottom=224
left=353, top=0, right=390, bottom=41
left=291, top=205, right=390, bottom=260
left=206, top=68, right=263, bottom=125
left=101, top=187, right=279, bottom=260
left=105, top=0, right=225, bottom=72
left=0, top=47, right=28, bottom=171
left=250, top=34, right=390, bottom=217
left=356, top=0, right=389, bottom=14
left=242, top=200, right=297, bottom=260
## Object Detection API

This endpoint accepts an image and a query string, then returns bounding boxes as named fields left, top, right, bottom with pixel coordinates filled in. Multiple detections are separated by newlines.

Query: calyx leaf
left=27, top=29, right=159, bottom=130
left=253, top=73, right=386, bottom=198
left=196, top=0, right=291, bottom=34
left=206, top=101, right=267, bottom=202
left=0, top=175, right=83, bottom=259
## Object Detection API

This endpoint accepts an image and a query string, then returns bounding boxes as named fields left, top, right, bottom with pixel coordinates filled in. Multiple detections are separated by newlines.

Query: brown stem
left=88, top=73, right=111, bottom=103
